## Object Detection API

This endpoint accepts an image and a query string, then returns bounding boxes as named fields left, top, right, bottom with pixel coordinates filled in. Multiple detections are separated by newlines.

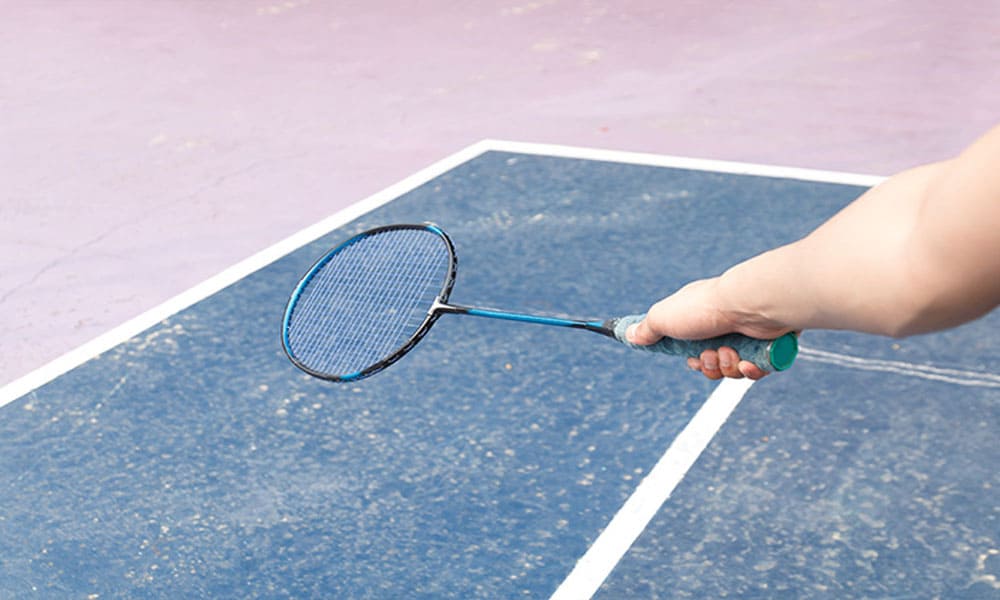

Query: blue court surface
left=1, top=143, right=998, bottom=598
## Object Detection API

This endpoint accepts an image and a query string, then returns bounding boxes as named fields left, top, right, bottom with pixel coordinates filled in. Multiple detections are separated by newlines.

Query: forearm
left=718, top=126, right=1000, bottom=338
left=717, top=163, right=943, bottom=336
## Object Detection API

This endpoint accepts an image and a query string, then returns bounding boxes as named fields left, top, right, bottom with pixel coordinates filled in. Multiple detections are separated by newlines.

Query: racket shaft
left=432, top=300, right=613, bottom=335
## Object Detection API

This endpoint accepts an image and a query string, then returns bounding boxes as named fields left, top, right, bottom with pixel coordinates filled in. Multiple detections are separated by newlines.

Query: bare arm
left=628, top=124, right=1000, bottom=379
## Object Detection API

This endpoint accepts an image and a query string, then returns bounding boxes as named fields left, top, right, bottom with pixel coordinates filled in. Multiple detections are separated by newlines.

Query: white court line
left=550, top=345, right=1000, bottom=600
left=551, top=349, right=999, bottom=600
left=0, top=140, right=883, bottom=408
left=482, top=139, right=886, bottom=187
left=551, top=378, right=755, bottom=600
left=799, top=346, right=1000, bottom=388
left=0, top=142, right=492, bottom=408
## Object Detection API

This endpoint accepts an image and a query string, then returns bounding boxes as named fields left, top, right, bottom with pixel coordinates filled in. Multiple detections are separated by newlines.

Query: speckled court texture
left=2, top=149, right=997, bottom=598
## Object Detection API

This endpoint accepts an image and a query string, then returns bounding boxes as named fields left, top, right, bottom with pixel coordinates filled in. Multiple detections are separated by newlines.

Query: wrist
left=715, top=251, right=797, bottom=337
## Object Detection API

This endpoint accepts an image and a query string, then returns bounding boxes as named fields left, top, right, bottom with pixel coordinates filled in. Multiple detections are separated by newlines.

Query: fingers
left=686, top=347, right=769, bottom=380
left=738, top=360, right=768, bottom=380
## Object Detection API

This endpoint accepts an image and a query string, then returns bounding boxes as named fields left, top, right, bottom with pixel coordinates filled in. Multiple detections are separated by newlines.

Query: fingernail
left=625, top=324, right=637, bottom=342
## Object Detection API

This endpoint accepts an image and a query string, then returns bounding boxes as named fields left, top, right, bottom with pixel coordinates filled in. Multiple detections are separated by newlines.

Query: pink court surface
left=2, top=1, right=999, bottom=387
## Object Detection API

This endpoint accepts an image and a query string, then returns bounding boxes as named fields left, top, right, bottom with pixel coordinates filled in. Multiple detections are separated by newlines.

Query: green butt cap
left=768, top=333, right=799, bottom=371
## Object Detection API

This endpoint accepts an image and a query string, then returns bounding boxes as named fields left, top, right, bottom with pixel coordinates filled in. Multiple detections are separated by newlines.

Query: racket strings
left=290, top=233, right=442, bottom=372
left=293, top=234, right=435, bottom=368
left=286, top=228, right=451, bottom=376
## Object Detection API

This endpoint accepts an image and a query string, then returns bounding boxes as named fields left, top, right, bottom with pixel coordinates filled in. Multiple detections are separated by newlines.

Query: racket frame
left=281, top=223, right=454, bottom=381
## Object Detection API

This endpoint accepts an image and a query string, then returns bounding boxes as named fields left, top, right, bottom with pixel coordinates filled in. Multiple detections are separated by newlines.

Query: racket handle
left=607, top=314, right=798, bottom=373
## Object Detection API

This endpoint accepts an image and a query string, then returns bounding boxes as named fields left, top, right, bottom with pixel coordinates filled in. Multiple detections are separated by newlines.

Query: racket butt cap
left=768, top=333, right=798, bottom=371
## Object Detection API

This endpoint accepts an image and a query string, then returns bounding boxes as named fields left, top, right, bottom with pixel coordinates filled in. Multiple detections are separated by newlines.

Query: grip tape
left=609, top=314, right=797, bottom=373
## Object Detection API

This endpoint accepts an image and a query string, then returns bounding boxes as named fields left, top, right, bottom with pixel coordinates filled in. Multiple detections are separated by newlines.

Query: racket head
left=281, top=223, right=457, bottom=381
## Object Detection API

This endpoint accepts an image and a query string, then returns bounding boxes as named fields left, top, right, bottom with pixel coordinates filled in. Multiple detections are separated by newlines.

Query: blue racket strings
left=284, top=228, right=451, bottom=377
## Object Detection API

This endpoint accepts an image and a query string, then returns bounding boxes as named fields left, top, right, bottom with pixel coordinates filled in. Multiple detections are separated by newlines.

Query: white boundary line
left=799, top=346, right=1000, bottom=388
left=482, top=139, right=886, bottom=187
left=551, top=378, right=755, bottom=599
left=0, top=141, right=494, bottom=408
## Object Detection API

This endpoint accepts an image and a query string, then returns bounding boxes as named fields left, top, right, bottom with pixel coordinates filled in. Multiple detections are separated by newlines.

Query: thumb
left=625, top=318, right=662, bottom=346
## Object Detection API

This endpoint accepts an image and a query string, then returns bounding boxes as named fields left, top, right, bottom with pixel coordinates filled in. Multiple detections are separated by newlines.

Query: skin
left=626, top=124, right=1000, bottom=380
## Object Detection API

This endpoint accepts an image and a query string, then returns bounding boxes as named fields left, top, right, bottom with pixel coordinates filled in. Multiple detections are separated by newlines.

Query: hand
left=625, top=278, right=792, bottom=380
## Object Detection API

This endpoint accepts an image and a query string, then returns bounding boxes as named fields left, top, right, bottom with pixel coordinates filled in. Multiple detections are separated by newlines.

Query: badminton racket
left=281, top=223, right=797, bottom=381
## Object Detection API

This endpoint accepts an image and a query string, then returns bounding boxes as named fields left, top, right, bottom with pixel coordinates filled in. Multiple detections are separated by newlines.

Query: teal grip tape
left=610, top=314, right=797, bottom=373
